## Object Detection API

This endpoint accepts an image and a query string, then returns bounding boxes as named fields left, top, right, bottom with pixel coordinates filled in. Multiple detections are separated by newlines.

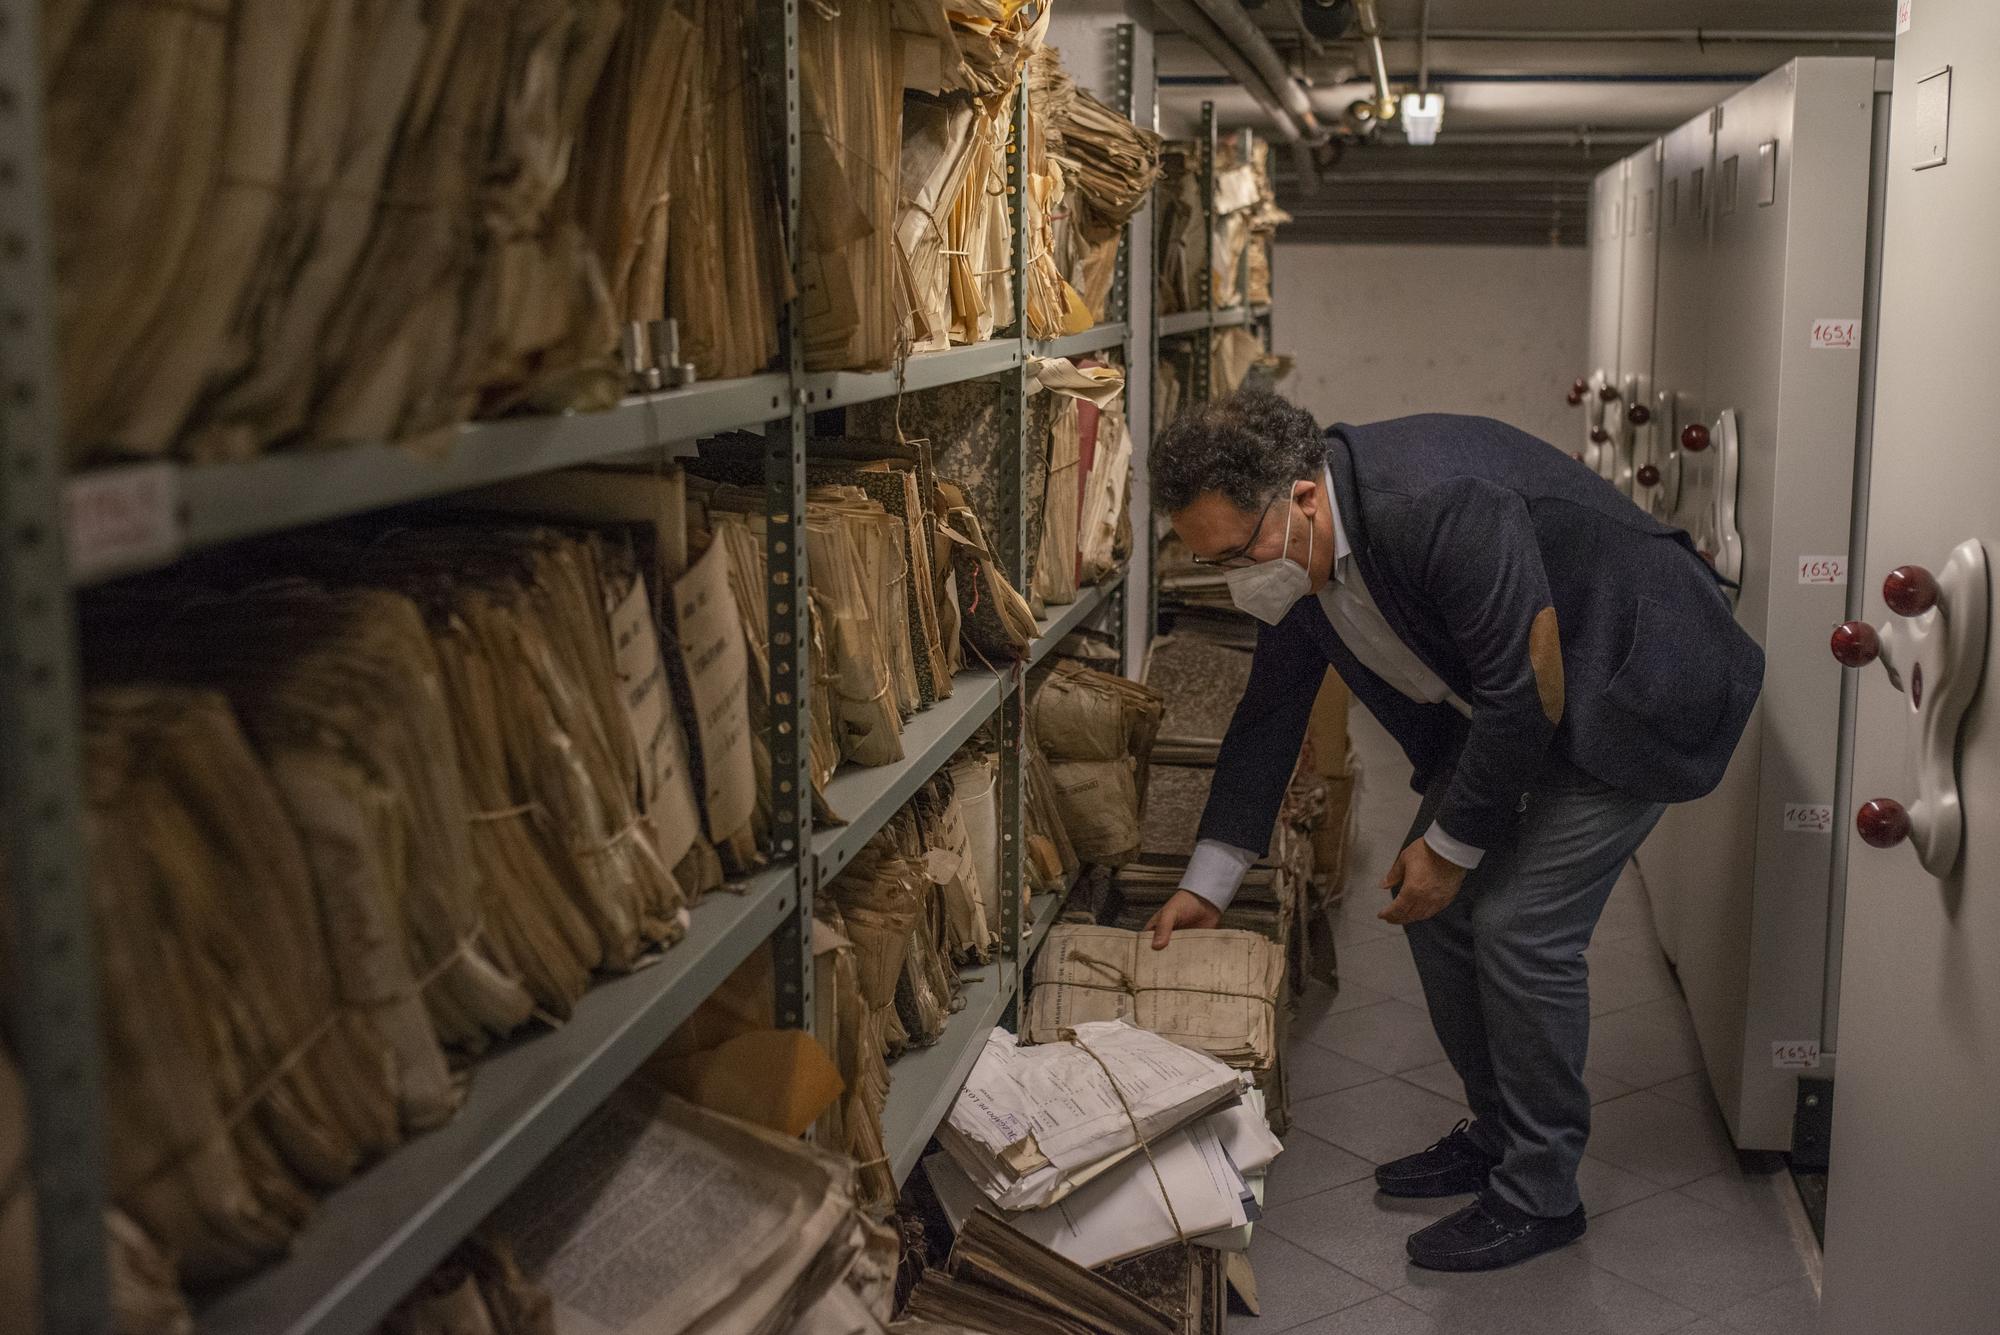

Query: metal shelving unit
left=197, top=863, right=796, bottom=1335
left=3, top=7, right=1156, bottom=1331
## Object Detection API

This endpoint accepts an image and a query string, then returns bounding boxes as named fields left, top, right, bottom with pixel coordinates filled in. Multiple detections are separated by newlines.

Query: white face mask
left=1223, top=491, right=1313, bottom=626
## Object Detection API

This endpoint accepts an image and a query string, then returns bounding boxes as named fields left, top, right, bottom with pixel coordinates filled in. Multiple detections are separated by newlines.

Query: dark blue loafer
left=1374, top=1119, right=1498, bottom=1198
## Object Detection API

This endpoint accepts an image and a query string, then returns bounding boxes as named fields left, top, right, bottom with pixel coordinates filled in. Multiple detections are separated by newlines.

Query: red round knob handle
left=1572, top=377, right=1588, bottom=396
left=1829, top=620, right=1880, bottom=667
left=1567, top=388, right=1585, bottom=406
left=1856, top=798, right=1912, bottom=849
left=1680, top=423, right=1710, bottom=452
left=1882, top=565, right=1940, bottom=618
left=1627, top=404, right=1652, bottom=426
left=1599, top=384, right=1621, bottom=403
left=1636, top=464, right=1661, bottom=488
left=1589, top=426, right=1610, bottom=444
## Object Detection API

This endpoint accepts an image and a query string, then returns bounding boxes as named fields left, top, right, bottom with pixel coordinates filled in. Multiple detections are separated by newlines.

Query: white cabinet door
left=1822, top=5, right=2000, bottom=1332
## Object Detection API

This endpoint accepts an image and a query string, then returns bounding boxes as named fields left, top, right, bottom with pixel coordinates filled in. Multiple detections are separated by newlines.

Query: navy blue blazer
left=1199, top=414, right=1764, bottom=857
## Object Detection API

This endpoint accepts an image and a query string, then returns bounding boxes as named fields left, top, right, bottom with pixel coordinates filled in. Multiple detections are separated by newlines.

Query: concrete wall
left=1273, top=243, right=1590, bottom=448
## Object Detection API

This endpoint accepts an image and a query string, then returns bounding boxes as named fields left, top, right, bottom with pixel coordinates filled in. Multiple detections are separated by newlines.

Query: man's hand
left=1144, top=889, right=1222, bottom=949
left=1378, top=837, right=1471, bottom=926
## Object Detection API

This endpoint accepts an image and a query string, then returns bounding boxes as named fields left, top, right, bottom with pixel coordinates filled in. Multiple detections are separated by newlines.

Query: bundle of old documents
left=1029, top=47, right=1164, bottom=323
left=900, top=1209, right=1177, bottom=1335
left=1025, top=927, right=1285, bottom=1071
left=490, top=1089, right=896, bottom=1335
left=1031, top=661, right=1164, bottom=867
left=53, top=1, right=645, bottom=463
left=927, top=1021, right=1280, bottom=1268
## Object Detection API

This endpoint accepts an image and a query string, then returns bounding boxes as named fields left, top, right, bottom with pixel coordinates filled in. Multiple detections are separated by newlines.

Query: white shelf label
left=65, top=462, right=182, bottom=583
left=1783, top=803, right=1835, bottom=834
left=1798, top=555, right=1848, bottom=586
left=1896, top=0, right=1912, bottom=35
left=1810, top=318, right=1861, bottom=350
left=1773, top=1039, right=1822, bottom=1071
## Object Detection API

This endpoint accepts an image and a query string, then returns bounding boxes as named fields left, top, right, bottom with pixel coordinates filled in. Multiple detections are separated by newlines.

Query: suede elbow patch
left=1529, top=606, right=1565, bottom=724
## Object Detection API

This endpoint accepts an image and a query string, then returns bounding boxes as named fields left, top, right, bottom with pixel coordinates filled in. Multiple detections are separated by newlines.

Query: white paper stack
left=929, top=1021, right=1280, bottom=1268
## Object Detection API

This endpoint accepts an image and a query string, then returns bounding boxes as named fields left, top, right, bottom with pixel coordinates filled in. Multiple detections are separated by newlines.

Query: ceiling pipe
left=1186, top=0, right=1327, bottom=140
left=1420, top=28, right=1895, bottom=44
left=1350, top=0, right=1397, bottom=117
left=1152, top=0, right=1306, bottom=142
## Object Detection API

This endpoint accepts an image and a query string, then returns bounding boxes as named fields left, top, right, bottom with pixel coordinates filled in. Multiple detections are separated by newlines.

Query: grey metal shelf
left=1158, top=308, right=1212, bottom=336
left=1027, top=571, right=1127, bottom=666
left=67, top=377, right=787, bottom=585
left=882, top=955, right=1014, bottom=1186
left=1030, top=322, right=1130, bottom=360
left=799, top=337, right=1023, bottom=412
left=195, top=860, right=798, bottom=1335
left=813, top=671, right=1006, bottom=885
left=1212, top=304, right=1250, bottom=329
left=1025, top=887, right=1067, bottom=959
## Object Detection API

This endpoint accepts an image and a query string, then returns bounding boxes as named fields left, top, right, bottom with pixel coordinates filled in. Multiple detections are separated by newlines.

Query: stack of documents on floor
left=1025, top=927, right=1285, bottom=1071
left=1097, top=1244, right=1227, bottom=1335
left=924, top=1020, right=1279, bottom=1268
left=900, top=1209, right=1178, bottom=1335
left=492, top=1088, right=896, bottom=1335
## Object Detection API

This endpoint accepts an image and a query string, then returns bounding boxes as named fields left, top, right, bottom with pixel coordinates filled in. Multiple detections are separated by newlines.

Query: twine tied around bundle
left=1059, top=1028, right=1189, bottom=1248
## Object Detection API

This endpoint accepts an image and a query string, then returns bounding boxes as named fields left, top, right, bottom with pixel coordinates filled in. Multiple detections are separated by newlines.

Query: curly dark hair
left=1150, top=389, right=1326, bottom=514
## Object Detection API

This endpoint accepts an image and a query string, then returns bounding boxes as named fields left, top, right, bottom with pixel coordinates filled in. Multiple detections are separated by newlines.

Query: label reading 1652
left=1798, top=555, right=1847, bottom=586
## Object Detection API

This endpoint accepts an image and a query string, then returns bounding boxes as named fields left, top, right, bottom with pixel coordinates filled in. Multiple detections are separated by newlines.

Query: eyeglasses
left=1189, top=494, right=1282, bottom=569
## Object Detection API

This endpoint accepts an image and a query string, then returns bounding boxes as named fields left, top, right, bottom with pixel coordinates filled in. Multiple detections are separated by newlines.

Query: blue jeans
left=1400, top=753, right=1666, bottom=1217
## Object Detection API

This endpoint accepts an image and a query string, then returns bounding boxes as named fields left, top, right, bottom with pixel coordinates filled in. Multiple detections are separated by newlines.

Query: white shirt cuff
left=1181, top=839, right=1259, bottom=912
left=1423, top=821, right=1485, bottom=870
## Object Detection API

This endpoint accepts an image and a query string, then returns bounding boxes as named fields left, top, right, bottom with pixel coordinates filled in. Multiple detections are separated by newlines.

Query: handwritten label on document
left=1810, top=318, right=1861, bottom=350
left=1783, top=804, right=1836, bottom=835
left=1797, top=555, right=1848, bottom=586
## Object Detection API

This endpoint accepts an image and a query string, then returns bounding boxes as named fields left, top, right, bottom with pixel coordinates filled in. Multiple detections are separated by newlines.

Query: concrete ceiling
left=1157, top=0, right=1897, bottom=244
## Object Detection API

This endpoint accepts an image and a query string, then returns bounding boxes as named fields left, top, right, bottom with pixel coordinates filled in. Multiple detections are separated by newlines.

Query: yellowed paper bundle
left=82, top=688, right=403, bottom=1288
left=896, top=96, right=981, bottom=351
left=575, top=4, right=702, bottom=323
left=1031, top=396, right=1082, bottom=609
left=1026, top=926, right=1286, bottom=1070
left=919, top=771, right=998, bottom=963
left=1023, top=86, right=1094, bottom=340
left=1023, top=722, right=1080, bottom=892
left=670, top=0, right=785, bottom=380
left=813, top=918, right=896, bottom=1210
left=1031, top=45, right=1163, bottom=324
left=806, top=486, right=920, bottom=767
left=820, top=858, right=923, bottom=1059
left=944, top=104, right=1015, bottom=345
left=1032, top=661, right=1164, bottom=867
left=801, top=0, right=904, bottom=371
left=1080, top=404, right=1134, bottom=583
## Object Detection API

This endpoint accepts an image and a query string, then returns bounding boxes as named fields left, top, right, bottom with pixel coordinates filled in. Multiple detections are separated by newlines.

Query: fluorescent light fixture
left=1402, top=91, right=1444, bottom=146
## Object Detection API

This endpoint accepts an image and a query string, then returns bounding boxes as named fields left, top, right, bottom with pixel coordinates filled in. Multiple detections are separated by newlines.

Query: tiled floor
left=1238, top=711, right=1819, bottom=1334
